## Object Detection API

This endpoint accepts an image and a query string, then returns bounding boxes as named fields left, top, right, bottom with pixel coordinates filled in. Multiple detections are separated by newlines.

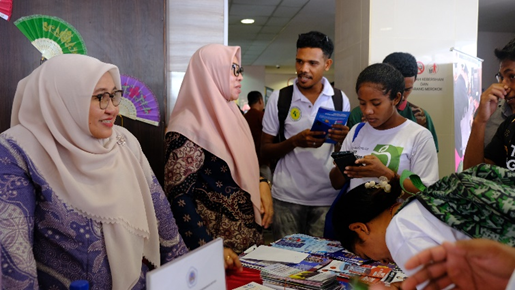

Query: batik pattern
left=164, top=132, right=263, bottom=254
left=0, top=135, right=188, bottom=289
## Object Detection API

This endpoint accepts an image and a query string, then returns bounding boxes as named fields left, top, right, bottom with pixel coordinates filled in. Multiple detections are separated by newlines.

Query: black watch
left=260, top=178, right=271, bottom=188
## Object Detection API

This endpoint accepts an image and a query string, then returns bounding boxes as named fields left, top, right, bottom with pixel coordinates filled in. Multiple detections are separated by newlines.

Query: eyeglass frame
left=232, top=63, right=244, bottom=77
left=495, top=72, right=515, bottom=83
left=93, top=90, right=123, bottom=110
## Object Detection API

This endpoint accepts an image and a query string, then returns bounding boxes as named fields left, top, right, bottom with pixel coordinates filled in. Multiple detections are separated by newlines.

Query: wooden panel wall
left=0, top=0, right=167, bottom=184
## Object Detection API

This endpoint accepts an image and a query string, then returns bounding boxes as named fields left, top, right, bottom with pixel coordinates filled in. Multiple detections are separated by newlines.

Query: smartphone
left=331, top=151, right=357, bottom=175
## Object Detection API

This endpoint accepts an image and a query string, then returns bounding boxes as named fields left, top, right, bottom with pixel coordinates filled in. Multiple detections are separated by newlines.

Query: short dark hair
left=332, top=180, right=401, bottom=253
left=355, top=63, right=405, bottom=101
left=494, top=38, right=515, bottom=62
left=383, top=52, right=418, bottom=80
left=297, top=31, right=334, bottom=58
left=247, top=91, right=263, bottom=106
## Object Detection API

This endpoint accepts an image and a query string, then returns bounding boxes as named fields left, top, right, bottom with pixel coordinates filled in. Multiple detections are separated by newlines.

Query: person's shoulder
left=506, top=114, right=515, bottom=123
left=114, top=126, right=142, bottom=152
left=497, top=114, right=515, bottom=131
left=115, top=125, right=135, bottom=138
left=267, top=88, right=281, bottom=102
left=350, top=106, right=362, bottom=114
left=244, top=108, right=262, bottom=118
left=404, top=119, right=431, bottom=134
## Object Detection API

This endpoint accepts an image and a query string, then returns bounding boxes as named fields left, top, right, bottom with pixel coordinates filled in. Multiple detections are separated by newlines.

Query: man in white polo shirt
left=261, top=31, right=351, bottom=240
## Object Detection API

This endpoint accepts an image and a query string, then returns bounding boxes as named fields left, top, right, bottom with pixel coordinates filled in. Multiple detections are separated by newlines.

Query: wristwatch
left=260, top=178, right=272, bottom=189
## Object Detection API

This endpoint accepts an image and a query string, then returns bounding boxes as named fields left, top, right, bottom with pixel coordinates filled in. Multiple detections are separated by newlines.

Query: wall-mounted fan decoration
left=0, top=0, right=12, bottom=21
left=14, top=14, right=87, bottom=61
left=119, top=75, right=161, bottom=126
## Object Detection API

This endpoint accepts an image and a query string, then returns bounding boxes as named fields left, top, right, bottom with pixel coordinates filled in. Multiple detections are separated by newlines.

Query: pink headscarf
left=7, top=54, right=160, bottom=289
left=166, top=44, right=262, bottom=225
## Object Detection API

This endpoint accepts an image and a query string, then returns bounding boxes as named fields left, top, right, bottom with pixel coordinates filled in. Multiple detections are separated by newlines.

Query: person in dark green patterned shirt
left=347, top=52, right=439, bottom=152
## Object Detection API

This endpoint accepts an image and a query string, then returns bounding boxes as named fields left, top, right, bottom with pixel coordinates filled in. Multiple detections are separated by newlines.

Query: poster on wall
left=452, top=48, right=482, bottom=172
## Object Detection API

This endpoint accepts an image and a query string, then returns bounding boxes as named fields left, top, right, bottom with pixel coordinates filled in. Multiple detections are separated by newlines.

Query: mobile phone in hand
left=331, top=151, right=357, bottom=176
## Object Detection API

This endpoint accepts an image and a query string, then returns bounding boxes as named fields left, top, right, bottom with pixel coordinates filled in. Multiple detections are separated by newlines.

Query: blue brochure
left=310, top=107, right=350, bottom=144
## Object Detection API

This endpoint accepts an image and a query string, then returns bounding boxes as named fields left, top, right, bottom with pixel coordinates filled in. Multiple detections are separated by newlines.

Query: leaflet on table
left=242, top=245, right=309, bottom=264
left=271, top=233, right=343, bottom=255
left=240, top=253, right=331, bottom=271
left=310, top=107, right=350, bottom=144
left=233, top=282, right=275, bottom=290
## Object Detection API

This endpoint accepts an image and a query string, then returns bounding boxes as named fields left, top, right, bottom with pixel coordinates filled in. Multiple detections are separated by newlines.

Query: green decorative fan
left=14, top=14, right=87, bottom=60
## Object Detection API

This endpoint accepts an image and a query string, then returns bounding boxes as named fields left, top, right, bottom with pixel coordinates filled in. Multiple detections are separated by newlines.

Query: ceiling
left=228, top=0, right=515, bottom=68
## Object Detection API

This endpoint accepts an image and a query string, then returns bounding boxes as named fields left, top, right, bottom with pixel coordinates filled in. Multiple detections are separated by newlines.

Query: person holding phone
left=329, top=63, right=439, bottom=193
left=347, top=52, right=439, bottom=153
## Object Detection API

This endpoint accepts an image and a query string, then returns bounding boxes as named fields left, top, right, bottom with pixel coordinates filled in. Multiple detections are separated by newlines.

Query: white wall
left=166, top=0, right=226, bottom=122
left=239, top=65, right=266, bottom=108
left=478, top=31, right=515, bottom=90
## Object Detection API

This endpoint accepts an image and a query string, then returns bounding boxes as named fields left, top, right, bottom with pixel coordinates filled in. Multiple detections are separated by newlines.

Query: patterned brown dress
left=164, top=131, right=263, bottom=254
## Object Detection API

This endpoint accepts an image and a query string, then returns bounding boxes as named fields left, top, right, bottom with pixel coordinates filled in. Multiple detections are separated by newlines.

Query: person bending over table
left=332, top=164, right=515, bottom=289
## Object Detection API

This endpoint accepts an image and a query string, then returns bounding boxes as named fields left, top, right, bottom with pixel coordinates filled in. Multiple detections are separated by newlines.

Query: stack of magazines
left=260, top=263, right=342, bottom=290
left=240, top=253, right=331, bottom=272
left=268, top=234, right=406, bottom=288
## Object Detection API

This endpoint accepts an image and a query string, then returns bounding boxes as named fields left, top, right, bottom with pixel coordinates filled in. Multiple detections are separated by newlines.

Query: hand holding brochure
left=310, top=107, right=350, bottom=144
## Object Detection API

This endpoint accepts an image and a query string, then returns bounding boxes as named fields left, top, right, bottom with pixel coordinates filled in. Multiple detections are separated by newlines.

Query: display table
left=225, top=233, right=406, bottom=289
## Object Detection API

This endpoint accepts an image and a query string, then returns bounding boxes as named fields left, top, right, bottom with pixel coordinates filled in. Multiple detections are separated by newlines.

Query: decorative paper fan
left=119, top=75, right=161, bottom=126
left=0, top=0, right=12, bottom=21
left=14, top=14, right=87, bottom=60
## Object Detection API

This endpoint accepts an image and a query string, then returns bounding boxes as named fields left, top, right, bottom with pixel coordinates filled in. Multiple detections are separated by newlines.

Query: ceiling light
left=241, top=19, right=255, bottom=24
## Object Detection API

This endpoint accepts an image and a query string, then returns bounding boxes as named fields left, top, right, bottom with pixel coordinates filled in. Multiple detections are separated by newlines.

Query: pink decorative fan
left=119, top=75, right=161, bottom=126
left=0, top=0, right=13, bottom=21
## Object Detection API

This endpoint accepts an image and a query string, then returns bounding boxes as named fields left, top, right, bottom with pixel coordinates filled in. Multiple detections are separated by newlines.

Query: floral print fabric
left=164, top=132, right=262, bottom=254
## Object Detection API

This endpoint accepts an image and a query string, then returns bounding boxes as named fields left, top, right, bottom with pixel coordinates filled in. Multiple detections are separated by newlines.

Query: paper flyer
left=310, top=107, right=350, bottom=144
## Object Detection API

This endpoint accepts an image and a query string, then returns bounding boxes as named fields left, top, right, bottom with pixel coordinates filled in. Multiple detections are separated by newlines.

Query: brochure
left=310, top=107, right=350, bottom=144
left=233, top=282, right=275, bottom=290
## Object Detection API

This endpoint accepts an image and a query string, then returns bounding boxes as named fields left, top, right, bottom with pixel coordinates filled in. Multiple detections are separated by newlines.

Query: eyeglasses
left=93, top=90, right=123, bottom=110
left=232, top=63, right=244, bottom=77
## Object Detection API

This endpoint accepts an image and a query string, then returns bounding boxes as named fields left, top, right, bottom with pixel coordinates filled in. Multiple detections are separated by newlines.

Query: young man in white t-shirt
left=261, top=31, right=351, bottom=240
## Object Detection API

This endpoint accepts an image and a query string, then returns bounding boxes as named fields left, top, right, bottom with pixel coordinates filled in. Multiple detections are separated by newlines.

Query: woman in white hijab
left=0, top=54, right=187, bottom=289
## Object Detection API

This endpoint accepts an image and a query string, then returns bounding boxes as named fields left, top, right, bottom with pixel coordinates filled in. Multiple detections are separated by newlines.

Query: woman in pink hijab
left=165, top=44, right=273, bottom=269
left=0, top=54, right=187, bottom=289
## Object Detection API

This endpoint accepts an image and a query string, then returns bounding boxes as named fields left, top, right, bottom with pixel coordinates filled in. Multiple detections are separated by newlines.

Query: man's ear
left=349, top=222, right=370, bottom=239
left=394, top=92, right=403, bottom=106
left=324, top=58, right=333, bottom=71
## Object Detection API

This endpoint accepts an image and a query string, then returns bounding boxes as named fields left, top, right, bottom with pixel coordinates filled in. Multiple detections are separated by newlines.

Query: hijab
left=7, top=54, right=160, bottom=289
left=166, top=44, right=262, bottom=225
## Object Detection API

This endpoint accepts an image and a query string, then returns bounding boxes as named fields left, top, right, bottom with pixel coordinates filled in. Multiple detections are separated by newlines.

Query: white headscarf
left=7, top=54, right=160, bottom=289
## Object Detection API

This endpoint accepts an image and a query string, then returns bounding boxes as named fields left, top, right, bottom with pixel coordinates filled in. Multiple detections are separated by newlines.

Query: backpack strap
left=332, top=88, right=343, bottom=111
left=276, top=85, right=294, bottom=142
left=276, top=85, right=343, bottom=143
left=352, top=122, right=366, bottom=142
